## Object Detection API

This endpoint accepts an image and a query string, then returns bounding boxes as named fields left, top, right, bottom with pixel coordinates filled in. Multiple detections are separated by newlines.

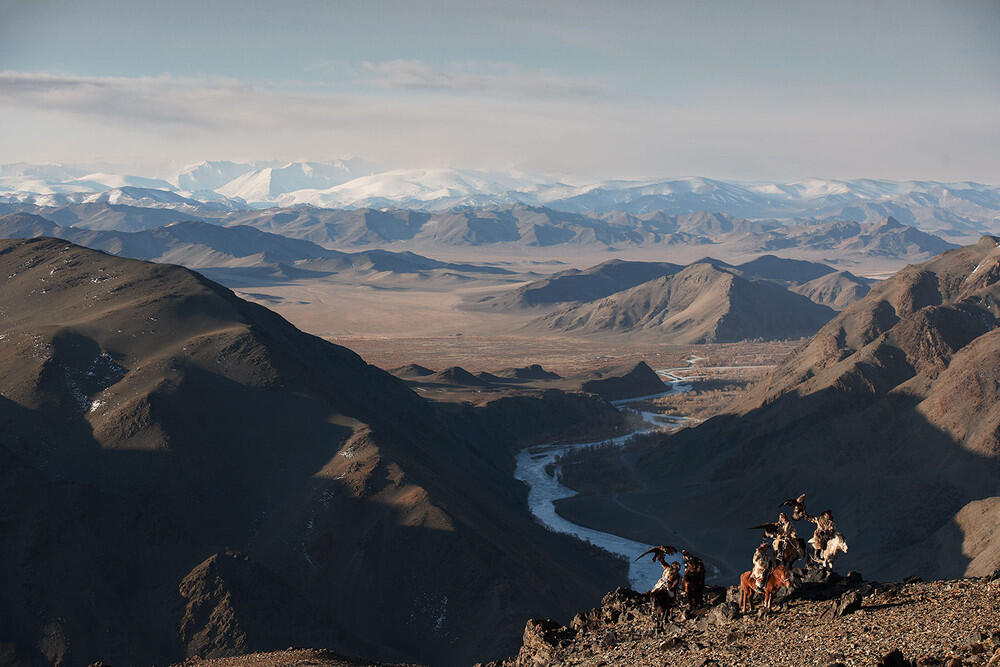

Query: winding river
left=514, top=365, right=696, bottom=589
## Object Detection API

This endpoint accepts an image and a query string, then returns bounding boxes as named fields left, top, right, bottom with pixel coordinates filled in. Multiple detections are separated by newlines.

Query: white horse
left=809, top=532, right=848, bottom=569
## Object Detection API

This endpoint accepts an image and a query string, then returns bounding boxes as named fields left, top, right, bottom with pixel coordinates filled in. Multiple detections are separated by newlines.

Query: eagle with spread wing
left=750, top=522, right=783, bottom=538
left=635, top=545, right=678, bottom=567
left=780, top=493, right=809, bottom=520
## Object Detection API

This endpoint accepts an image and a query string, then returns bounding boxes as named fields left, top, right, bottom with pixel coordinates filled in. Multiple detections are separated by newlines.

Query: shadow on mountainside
left=555, top=383, right=998, bottom=585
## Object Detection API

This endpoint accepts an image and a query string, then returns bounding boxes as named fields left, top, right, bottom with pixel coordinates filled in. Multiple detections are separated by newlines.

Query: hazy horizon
left=2, top=1, right=999, bottom=182
left=8, top=157, right=1000, bottom=188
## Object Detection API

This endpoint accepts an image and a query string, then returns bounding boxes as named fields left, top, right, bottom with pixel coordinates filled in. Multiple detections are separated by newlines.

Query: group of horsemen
left=751, top=498, right=837, bottom=593
left=640, top=493, right=842, bottom=609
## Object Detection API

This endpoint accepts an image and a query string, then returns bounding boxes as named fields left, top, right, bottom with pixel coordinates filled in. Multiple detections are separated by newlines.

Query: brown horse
left=739, top=565, right=793, bottom=613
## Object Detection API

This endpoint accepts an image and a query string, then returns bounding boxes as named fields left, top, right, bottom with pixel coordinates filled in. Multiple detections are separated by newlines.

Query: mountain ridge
left=0, top=213, right=513, bottom=285
left=3, top=162, right=999, bottom=238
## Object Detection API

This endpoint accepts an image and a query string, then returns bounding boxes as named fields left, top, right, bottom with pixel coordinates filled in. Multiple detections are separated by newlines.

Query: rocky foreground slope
left=178, top=572, right=1000, bottom=667
left=488, top=572, right=1000, bottom=667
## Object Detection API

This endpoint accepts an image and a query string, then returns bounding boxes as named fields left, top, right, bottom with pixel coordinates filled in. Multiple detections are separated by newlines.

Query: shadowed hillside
left=0, top=238, right=624, bottom=666
left=553, top=236, right=1000, bottom=582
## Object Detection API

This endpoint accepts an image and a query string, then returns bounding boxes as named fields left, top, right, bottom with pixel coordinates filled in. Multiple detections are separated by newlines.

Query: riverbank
left=514, top=365, right=697, bottom=588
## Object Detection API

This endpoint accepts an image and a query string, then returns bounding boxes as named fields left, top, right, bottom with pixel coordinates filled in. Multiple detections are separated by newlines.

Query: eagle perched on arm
left=780, top=493, right=809, bottom=521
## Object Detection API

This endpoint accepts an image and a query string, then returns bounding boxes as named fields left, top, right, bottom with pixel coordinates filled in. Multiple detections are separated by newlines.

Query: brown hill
left=578, top=362, right=668, bottom=401
left=494, top=364, right=561, bottom=381
left=0, top=238, right=624, bottom=666
left=531, top=262, right=835, bottom=343
left=554, top=236, right=1000, bottom=583
left=427, top=365, right=490, bottom=386
left=473, top=259, right=682, bottom=311
left=734, top=254, right=835, bottom=284
left=789, top=270, right=872, bottom=310
left=389, top=363, right=436, bottom=378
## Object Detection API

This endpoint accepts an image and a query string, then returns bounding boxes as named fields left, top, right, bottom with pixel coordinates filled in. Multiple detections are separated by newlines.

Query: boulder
left=513, top=618, right=575, bottom=666
left=834, top=590, right=864, bottom=617
left=707, top=602, right=740, bottom=625
left=878, top=649, right=915, bottom=667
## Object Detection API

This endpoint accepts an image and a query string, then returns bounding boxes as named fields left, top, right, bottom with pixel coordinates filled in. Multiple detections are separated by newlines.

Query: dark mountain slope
left=735, top=254, right=836, bottom=283
left=733, top=255, right=872, bottom=309
left=0, top=238, right=623, bottom=666
left=579, top=362, right=667, bottom=401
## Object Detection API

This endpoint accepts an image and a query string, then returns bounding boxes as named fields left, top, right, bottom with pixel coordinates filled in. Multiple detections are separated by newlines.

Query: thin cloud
left=0, top=70, right=997, bottom=183
left=0, top=71, right=252, bottom=129
left=361, top=60, right=608, bottom=99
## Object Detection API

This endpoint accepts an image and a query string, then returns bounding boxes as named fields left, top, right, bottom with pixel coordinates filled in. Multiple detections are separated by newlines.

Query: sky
left=1, top=0, right=998, bottom=182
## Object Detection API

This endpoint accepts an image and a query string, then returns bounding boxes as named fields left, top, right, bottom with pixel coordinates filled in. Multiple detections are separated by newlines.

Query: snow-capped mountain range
left=1, top=160, right=998, bottom=236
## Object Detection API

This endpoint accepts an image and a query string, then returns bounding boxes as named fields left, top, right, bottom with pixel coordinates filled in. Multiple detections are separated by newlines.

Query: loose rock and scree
left=484, top=570, right=1000, bottom=667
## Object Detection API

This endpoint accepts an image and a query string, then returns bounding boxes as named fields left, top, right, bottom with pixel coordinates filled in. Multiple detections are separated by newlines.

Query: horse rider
left=808, top=509, right=836, bottom=552
left=653, top=560, right=682, bottom=598
left=751, top=539, right=775, bottom=593
left=773, top=512, right=799, bottom=565
left=681, top=549, right=706, bottom=607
